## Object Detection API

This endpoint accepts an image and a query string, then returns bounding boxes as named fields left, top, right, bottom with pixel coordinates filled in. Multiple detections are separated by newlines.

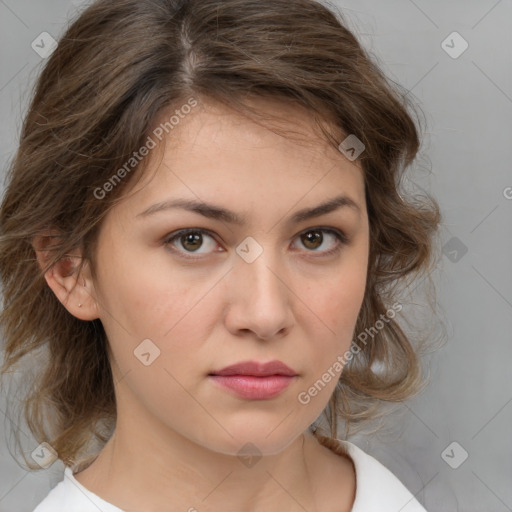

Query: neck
left=76, top=413, right=326, bottom=512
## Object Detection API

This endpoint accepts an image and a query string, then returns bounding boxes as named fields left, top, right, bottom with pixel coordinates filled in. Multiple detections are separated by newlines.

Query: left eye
left=164, top=227, right=348, bottom=259
left=293, top=228, right=348, bottom=255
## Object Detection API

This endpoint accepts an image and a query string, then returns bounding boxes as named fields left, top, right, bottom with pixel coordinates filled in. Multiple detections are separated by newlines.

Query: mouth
left=208, top=360, right=298, bottom=400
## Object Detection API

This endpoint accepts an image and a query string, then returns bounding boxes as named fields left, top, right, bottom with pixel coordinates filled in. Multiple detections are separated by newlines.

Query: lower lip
left=209, top=375, right=295, bottom=400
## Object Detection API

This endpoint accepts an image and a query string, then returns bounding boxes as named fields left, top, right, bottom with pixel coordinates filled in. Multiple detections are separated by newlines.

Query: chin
left=197, top=415, right=310, bottom=458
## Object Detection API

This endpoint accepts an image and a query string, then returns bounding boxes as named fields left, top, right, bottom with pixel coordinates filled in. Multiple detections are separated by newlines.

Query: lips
left=209, top=360, right=298, bottom=400
left=209, top=360, right=297, bottom=377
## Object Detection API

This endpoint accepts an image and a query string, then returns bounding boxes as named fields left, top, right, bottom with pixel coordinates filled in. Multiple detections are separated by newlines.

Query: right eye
left=164, top=228, right=223, bottom=259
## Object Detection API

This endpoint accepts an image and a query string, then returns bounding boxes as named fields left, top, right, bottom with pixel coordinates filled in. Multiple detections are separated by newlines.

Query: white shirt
left=33, top=436, right=427, bottom=512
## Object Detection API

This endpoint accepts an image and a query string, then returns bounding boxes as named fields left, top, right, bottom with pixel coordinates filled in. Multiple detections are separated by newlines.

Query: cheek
left=95, top=236, right=213, bottom=341
left=300, top=265, right=367, bottom=371
left=100, top=276, right=221, bottom=404
left=306, top=266, right=366, bottom=332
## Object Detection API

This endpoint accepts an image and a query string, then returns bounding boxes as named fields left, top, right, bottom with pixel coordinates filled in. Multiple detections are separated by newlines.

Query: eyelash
left=163, top=227, right=349, bottom=260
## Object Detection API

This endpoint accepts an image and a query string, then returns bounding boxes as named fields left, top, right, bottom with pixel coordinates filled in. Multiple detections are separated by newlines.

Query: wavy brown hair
left=0, top=0, right=442, bottom=470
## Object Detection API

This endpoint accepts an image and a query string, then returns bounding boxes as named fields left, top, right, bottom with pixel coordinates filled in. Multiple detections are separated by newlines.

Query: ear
left=32, top=231, right=99, bottom=321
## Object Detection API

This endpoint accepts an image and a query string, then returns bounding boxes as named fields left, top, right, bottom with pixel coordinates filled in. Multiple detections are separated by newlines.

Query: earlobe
left=33, top=233, right=99, bottom=321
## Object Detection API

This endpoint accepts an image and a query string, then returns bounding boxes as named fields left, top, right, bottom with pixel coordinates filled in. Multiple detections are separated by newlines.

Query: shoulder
left=32, top=467, right=123, bottom=512
left=315, top=434, right=428, bottom=512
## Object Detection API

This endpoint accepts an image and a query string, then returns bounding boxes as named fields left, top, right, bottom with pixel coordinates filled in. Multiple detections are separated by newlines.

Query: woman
left=0, top=0, right=441, bottom=510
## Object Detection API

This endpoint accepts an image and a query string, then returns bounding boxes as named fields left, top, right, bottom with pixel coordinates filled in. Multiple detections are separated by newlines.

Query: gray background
left=1, top=0, right=511, bottom=511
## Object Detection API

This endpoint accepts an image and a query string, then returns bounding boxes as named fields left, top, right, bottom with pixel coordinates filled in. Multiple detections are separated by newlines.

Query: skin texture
left=37, top=97, right=369, bottom=512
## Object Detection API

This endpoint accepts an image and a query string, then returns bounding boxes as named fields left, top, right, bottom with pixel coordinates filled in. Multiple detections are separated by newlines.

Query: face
left=88, top=97, right=369, bottom=456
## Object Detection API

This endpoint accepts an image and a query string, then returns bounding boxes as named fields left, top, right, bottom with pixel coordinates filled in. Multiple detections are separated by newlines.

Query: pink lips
left=209, top=360, right=298, bottom=400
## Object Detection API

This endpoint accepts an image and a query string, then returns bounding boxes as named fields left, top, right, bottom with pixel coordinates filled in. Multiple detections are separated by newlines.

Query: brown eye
left=164, top=229, right=220, bottom=257
left=293, top=228, right=348, bottom=256
left=164, top=226, right=348, bottom=261
left=301, top=230, right=323, bottom=250
left=180, top=231, right=203, bottom=252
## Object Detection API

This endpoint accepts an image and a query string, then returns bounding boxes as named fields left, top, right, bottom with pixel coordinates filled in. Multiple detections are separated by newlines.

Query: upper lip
left=210, top=360, right=298, bottom=377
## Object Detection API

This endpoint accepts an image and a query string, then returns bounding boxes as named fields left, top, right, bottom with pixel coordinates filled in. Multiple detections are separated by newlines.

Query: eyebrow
left=136, top=194, right=361, bottom=225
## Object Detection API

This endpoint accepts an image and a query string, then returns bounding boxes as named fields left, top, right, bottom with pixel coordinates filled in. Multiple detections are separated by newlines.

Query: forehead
left=119, top=96, right=366, bottom=220
left=166, top=96, right=343, bottom=156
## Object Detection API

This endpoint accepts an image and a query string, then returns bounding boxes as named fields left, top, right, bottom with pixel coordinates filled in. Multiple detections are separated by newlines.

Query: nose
left=223, top=247, right=294, bottom=341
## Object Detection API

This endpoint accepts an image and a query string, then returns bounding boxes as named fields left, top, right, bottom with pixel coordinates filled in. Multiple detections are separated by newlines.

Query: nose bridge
left=237, top=237, right=287, bottom=303
left=228, top=235, right=293, bottom=338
